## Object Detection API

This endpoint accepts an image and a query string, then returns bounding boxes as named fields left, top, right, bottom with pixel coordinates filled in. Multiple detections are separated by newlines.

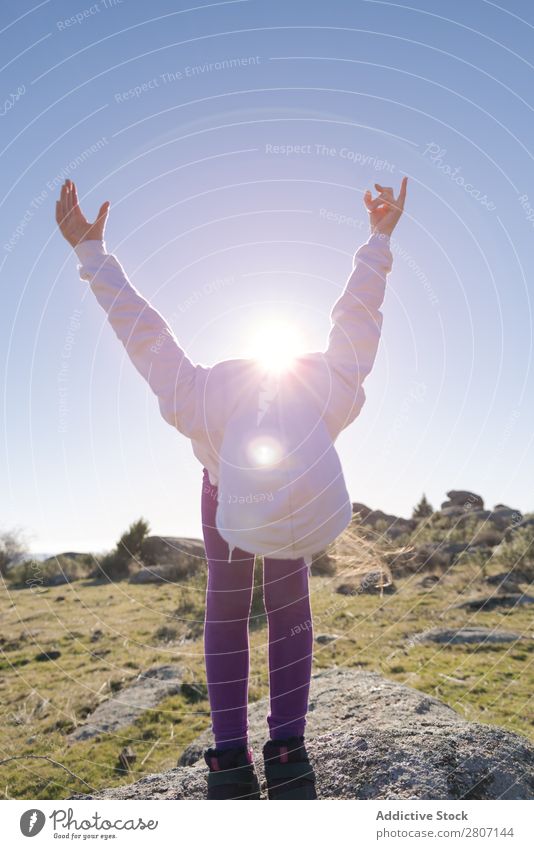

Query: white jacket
left=74, top=232, right=393, bottom=559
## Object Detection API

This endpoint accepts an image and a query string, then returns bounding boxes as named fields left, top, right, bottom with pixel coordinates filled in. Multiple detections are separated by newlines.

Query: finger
left=396, top=176, right=408, bottom=209
left=375, top=184, right=393, bottom=197
left=363, top=189, right=374, bottom=210
left=64, top=179, right=74, bottom=215
left=65, top=180, right=73, bottom=214
left=375, top=185, right=394, bottom=206
left=60, top=181, right=68, bottom=219
left=366, top=190, right=387, bottom=211
left=71, top=181, right=79, bottom=208
left=94, top=201, right=110, bottom=227
left=67, top=179, right=76, bottom=212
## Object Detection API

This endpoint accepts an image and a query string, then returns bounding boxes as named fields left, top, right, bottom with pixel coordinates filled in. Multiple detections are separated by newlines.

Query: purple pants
left=201, top=467, right=313, bottom=749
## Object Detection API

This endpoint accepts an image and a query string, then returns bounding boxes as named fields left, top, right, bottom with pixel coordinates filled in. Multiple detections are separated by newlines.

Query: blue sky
left=1, top=0, right=533, bottom=554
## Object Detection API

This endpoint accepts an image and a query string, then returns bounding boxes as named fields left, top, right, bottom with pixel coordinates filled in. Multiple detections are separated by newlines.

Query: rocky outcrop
left=142, top=536, right=204, bottom=564
left=351, top=502, right=416, bottom=539
left=440, top=490, right=485, bottom=512
left=68, top=665, right=183, bottom=742
left=71, top=668, right=534, bottom=800
left=129, top=537, right=206, bottom=583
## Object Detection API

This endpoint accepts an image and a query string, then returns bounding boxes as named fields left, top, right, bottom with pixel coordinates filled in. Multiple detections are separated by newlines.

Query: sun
left=248, top=319, right=304, bottom=372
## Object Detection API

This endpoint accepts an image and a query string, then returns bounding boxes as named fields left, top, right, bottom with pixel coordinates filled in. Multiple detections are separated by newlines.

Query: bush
left=7, top=555, right=92, bottom=588
left=494, top=525, right=534, bottom=582
left=412, top=493, right=434, bottom=520
left=173, top=587, right=205, bottom=640
left=0, top=527, right=28, bottom=578
left=95, top=517, right=150, bottom=582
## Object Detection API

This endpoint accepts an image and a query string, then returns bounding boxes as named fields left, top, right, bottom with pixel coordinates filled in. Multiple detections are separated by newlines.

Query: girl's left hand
left=364, top=177, right=408, bottom=237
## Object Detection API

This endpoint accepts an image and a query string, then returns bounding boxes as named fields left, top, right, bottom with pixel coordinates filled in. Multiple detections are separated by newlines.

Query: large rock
left=68, top=665, right=183, bottom=742
left=141, top=536, right=205, bottom=566
left=412, top=627, right=530, bottom=645
left=453, top=593, right=534, bottom=612
left=130, top=537, right=206, bottom=583
left=441, top=490, right=484, bottom=510
left=71, top=668, right=534, bottom=800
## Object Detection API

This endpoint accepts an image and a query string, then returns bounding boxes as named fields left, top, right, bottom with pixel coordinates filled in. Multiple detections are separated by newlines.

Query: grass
left=0, top=548, right=532, bottom=799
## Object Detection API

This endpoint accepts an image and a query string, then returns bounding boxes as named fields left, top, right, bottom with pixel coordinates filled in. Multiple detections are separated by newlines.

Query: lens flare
left=247, top=435, right=282, bottom=467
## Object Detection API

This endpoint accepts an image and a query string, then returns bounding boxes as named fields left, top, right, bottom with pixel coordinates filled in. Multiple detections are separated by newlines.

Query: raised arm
left=323, top=178, right=408, bottom=432
left=56, top=179, right=205, bottom=438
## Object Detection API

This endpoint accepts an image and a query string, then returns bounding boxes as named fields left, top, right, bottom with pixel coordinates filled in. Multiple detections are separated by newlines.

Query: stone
left=70, top=669, right=534, bottom=800
left=68, top=665, right=183, bottom=742
left=129, top=563, right=194, bottom=584
left=444, top=490, right=484, bottom=510
left=412, top=627, right=529, bottom=645
left=453, top=593, right=534, bottom=612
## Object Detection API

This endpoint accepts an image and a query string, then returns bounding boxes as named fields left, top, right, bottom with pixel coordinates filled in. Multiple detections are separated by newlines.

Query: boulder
left=452, top=593, right=534, bottom=612
left=68, top=665, right=183, bottom=742
left=139, top=537, right=205, bottom=575
left=442, top=490, right=484, bottom=510
left=412, top=627, right=529, bottom=645
left=359, top=569, right=396, bottom=594
left=71, top=668, right=534, bottom=800
left=351, top=502, right=373, bottom=520
left=130, top=563, right=193, bottom=584
left=485, top=572, right=523, bottom=591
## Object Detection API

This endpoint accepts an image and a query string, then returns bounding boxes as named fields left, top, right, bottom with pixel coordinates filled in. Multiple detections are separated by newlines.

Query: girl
left=56, top=176, right=407, bottom=799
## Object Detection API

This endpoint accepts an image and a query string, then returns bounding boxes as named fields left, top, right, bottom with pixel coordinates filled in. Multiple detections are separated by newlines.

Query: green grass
left=0, top=549, right=532, bottom=799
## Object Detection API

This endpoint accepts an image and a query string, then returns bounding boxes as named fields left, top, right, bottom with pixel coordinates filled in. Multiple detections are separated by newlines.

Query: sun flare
left=248, top=319, right=304, bottom=372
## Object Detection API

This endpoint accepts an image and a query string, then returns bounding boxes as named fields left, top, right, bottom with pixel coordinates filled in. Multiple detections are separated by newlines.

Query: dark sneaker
left=204, top=745, right=261, bottom=800
left=262, top=735, right=317, bottom=799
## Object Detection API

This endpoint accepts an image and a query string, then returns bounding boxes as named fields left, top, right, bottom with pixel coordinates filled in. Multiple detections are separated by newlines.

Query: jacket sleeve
left=74, top=239, right=205, bottom=438
left=322, top=231, right=393, bottom=432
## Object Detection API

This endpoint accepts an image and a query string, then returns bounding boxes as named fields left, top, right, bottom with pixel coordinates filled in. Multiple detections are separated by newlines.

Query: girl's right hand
left=364, top=176, right=408, bottom=237
left=55, top=179, right=110, bottom=248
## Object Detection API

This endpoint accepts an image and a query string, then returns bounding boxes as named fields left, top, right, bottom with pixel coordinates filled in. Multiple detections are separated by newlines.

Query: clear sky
left=1, top=0, right=533, bottom=555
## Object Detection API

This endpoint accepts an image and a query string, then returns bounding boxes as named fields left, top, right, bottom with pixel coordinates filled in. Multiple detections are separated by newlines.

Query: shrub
left=0, top=527, right=28, bottom=578
left=493, top=525, right=534, bottom=582
left=95, top=517, right=150, bottom=582
left=6, top=555, right=91, bottom=588
left=412, top=493, right=434, bottom=520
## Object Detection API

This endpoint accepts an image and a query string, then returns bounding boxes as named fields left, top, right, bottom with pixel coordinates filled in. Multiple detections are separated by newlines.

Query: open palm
left=55, top=179, right=110, bottom=248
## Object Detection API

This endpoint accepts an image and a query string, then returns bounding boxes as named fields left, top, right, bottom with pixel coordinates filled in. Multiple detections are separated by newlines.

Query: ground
left=0, top=553, right=532, bottom=799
